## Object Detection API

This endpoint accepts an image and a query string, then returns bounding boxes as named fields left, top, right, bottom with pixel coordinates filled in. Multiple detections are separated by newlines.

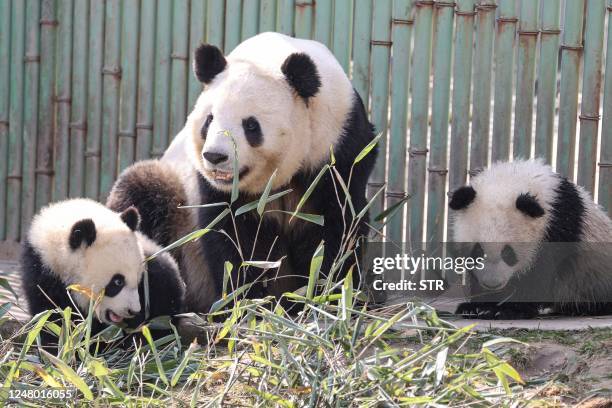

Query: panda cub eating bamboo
left=449, top=159, right=612, bottom=319
left=21, top=199, right=185, bottom=340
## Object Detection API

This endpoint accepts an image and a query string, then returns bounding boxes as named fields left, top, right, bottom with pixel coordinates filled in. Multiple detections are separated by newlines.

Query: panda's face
left=189, top=62, right=309, bottom=195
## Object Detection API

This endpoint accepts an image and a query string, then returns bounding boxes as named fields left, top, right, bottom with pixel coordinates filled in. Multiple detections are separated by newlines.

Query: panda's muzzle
left=209, top=167, right=250, bottom=184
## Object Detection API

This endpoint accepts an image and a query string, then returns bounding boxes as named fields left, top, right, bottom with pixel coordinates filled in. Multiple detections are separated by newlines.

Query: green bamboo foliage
left=426, top=0, right=454, bottom=245
left=513, top=0, right=538, bottom=160
left=21, top=0, right=41, bottom=238
left=600, top=0, right=612, bottom=211
left=408, top=0, right=434, bottom=244
left=0, top=0, right=10, bottom=240
left=36, top=0, right=57, bottom=211
left=294, top=0, right=313, bottom=39
left=556, top=0, right=584, bottom=178
left=577, top=0, right=606, bottom=193
left=470, top=0, right=495, bottom=173
left=85, top=0, right=105, bottom=198
left=491, top=0, right=516, bottom=162
left=534, top=0, right=560, bottom=164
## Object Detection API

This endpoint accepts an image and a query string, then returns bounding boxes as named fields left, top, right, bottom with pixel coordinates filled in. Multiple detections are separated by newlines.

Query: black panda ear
left=120, top=207, right=141, bottom=231
left=193, top=43, right=226, bottom=84
left=516, top=193, right=545, bottom=218
left=281, top=53, right=321, bottom=102
left=449, top=186, right=476, bottom=210
left=69, top=219, right=97, bottom=250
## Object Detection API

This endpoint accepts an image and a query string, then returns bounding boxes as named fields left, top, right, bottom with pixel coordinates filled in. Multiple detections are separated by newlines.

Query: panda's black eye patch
left=242, top=116, right=262, bottom=147
left=501, top=245, right=518, bottom=266
left=105, top=273, right=125, bottom=297
left=201, top=114, right=213, bottom=139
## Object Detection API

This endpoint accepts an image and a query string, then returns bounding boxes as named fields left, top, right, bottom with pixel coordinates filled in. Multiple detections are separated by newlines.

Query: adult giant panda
left=448, top=159, right=612, bottom=319
left=107, top=32, right=377, bottom=312
left=21, top=199, right=185, bottom=340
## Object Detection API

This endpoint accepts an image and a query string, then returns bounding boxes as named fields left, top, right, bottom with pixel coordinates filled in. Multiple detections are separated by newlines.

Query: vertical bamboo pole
left=387, top=0, right=412, bottom=244
left=314, top=0, right=333, bottom=48
left=426, top=0, right=454, bottom=244
left=491, top=0, right=516, bottom=162
left=294, top=0, right=313, bottom=39
left=368, top=0, right=392, bottom=234
left=534, top=0, right=560, bottom=163
left=151, top=0, right=172, bottom=162
left=599, top=0, right=612, bottom=212
left=170, top=0, right=189, bottom=141
left=188, top=0, right=205, bottom=111
left=136, top=2, right=157, bottom=160
left=470, top=0, right=495, bottom=172
left=0, top=0, right=10, bottom=239
left=577, top=0, right=605, bottom=194
left=242, top=0, right=260, bottom=40
left=277, top=0, right=295, bottom=35
left=351, top=0, right=372, bottom=101
left=100, top=0, right=121, bottom=200
left=7, top=0, right=26, bottom=240
left=513, top=0, right=539, bottom=159
left=35, top=0, right=57, bottom=210
left=53, top=0, right=72, bottom=202
left=556, top=0, right=584, bottom=178
left=85, top=0, right=104, bottom=199
left=207, top=0, right=225, bottom=48
left=449, top=0, right=475, bottom=193
left=118, top=0, right=139, bottom=173
left=21, top=0, right=41, bottom=237
left=332, top=0, right=352, bottom=72
left=225, top=0, right=242, bottom=52
left=259, top=0, right=277, bottom=32
left=69, top=0, right=89, bottom=198
left=408, top=0, right=433, bottom=244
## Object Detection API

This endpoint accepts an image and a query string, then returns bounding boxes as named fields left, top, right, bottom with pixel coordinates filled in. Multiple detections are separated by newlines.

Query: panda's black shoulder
left=20, top=241, right=72, bottom=316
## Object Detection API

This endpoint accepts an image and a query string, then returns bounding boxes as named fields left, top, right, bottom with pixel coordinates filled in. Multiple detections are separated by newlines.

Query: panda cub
left=449, top=159, right=612, bottom=319
left=21, top=199, right=185, bottom=338
left=108, top=32, right=377, bottom=312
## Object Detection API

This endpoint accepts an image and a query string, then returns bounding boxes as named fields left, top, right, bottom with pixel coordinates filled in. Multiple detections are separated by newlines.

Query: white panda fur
left=21, top=198, right=185, bottom=337
left=449, top=159, right=612, bottom=318
left=108, top=32, right=377, bottom=312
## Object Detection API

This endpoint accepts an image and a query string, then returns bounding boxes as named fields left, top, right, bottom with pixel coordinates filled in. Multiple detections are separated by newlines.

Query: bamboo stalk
left=513, top=0, right=539, bottom=160
left=188, top=0, right=205, bottom=111
left=470, top=0, right=495, bottom=172
left=100, top=0, right=121, bottom=200
left=151, top=0, right=172, bottom=162
left=556, top=0, right=584, bottom=178
left=426, top=0, right=454, bottom=245
left=332, top=0, right=352, bottom=72
left=242, top=0, right=260, bottom=40
left=69, top=0, right=88, bottom=198
left=32, top=0, right=56, bottom=212
left=170, top=0, right=189, bottom=141
left=225, top=0, right=242, bottom=52
left=136, top=1, right=157, bottom=160
left=118, top=0, right=139, bottom=173
left=386, top=0, right=413, bottom=244
left=53, top=0, right=72, bottom=202
left=294, top=0, right=313, bottom=39
left=577, top=0, right=605, bottom=193
left=368, top=0, right=392, bottom=234
left=0, top=0, right=10, bottom=239
left=314, top=0, right=333, bottom=48
left=408, top=0, right=433, bottom=244
left=7, top=0, right=26, bottom=240
left=20, top=0, right=41, bottom=238
left=534, top=0, right=560, bottom=163
left=277, top=0, right=295, bottom=35
left=259, top=0, right=277, bottom=32
left=491, top=0, right=516, bottom=162
left=448, top=0, right=475, bottom=192
left=85, top=0, right=104, bottom=198
left=599, top=0, right=612, bottom=213
left=351, top=0, right=372, bottom=101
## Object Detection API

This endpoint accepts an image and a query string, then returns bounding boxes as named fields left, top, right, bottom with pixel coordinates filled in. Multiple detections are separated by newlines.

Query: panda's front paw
left=455, top=302, right=498, bottom=319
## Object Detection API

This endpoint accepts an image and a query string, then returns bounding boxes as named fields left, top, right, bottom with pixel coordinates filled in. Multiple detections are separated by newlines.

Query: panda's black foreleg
left=455, top=302, right=541, bottom=319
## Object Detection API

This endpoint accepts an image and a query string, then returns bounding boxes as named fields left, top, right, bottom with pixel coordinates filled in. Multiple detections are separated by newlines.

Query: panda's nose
left=203, top=151, right=229, bottom=165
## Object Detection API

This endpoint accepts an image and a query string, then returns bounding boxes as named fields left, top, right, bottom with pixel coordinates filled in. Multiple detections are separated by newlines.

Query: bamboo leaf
left=171, top=341, right=199, bottom=386
left=235, top=189, right=293, bottom=216
left=257, top=169, right=277, bottom=215
left=40, top=349, right=94, bottom=400
left=242, top=260, right=283, bottom=269
left=0, top=277, right=18, bottom=300
left=270, top=210, right=324, bottom=226
left=306, top=242, right=324, bottom=300
left=141, top=326, right=169, bottom=385
left=353, top=132, right=382, bottom=164
left=291, top=164, right=329, bottom=220
left=356, top=185, right=385, bottom=220
left=374, top=195, right=411, bottom=222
